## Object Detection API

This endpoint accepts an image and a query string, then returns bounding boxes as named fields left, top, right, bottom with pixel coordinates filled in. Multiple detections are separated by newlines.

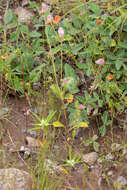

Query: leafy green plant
left=85, top=135, right=100, bottom=152
left=62, top=146, right=81, bottom=167
left=100, top=111, right=112, bottom=137
left=31, top=111, right=56, bottom=134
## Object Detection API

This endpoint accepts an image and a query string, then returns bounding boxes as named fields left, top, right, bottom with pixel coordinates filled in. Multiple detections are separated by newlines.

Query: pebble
left=111, top=143, right=123, bottom=152
left=114, top=176, right=127, bottom=190
left=105, top=153, right=114, bottom=160
left=44, top=159, right=63, bottom=174
left=107, top=170, right=114, bottom=177
left=82, top=152, right=98, bottom=165
left=22, top=129, right=38, bottom=138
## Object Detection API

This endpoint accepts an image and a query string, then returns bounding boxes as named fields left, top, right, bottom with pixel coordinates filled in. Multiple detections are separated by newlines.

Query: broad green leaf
left=4, top=9, right=14, bottom=24
left=50, top=84, right=62, bottom=99
left=71, top=14, right=82, bottom=28
left=30, top=31, right=41, bottom=37
left=101, top=111, right=108, bottom=124
left=119, top=42, right=127, bottom=49
left=71, top=43, right=84, bottom=55
left=76, top=62, right=87, bottom=70
left=100, top=125, right=106, bottom=137
left=115, top=60, right=123, bottom=70
left=64, top=64, right=77, bottom=80
left=93, top=142, right=99, bottom=152
left=89, top=2, right=101, bottom=15
left=51, top=46, right=61, bottom=54
left=85, top=139, right=92, bottom=145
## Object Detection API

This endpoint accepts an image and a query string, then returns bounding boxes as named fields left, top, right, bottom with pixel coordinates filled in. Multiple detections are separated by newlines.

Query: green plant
left=31, top=111, right=56, bottom=135
left=85, top=135, right=100, bottom=152
left=100, top=111, right=112, bottom=137
left=62, top=146, right=81, bottom=167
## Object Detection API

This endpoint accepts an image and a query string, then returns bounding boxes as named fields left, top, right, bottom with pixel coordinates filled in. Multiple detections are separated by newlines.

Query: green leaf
left=115, top=60, right=123, bottom=70
left=93, top=142, right=99, bottom=152
left=100, top=125, right=106, bottom=137
left=30, top=31, right=41, bottom=37
left=20, top=25, right=29, bottom=34
left=71, top=14, right=82, bottom=28
left=50, top=84, right=62, bottom=99
left=76, top=62, right=87, bottom=70
left=119, top=42, right=127, bottom=49
left=51, top=46, right=61, bottom=54
left=101, top=111, right=108, bottom=124
left=66, top=77, right=79, bottom=94
left=85, top=139, right=92, bottom=145
left=64, top=64, right=77, bottom=80
left=4, top=9, right=14, bottom=24
left=71, top=43, right=84, bottom=55
left=89, top=2, right=101, bottom=15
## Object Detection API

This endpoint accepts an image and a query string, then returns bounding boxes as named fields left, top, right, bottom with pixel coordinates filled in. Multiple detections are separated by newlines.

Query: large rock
left=0, top=168, right=32, bottom=190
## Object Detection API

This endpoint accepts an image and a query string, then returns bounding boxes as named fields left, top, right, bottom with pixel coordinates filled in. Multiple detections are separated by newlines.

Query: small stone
left=92, top=107, right=98, bottom=115
left=114, top=176, right=127, bottom=190
left=44, top=159, right=63, bottom=174
left=86, top=104, right=93, bottom=115
left=20, top=146, right=25, bottom=152
left=75, top=128, right=83, bottom=138
left=25, top=136, right=40, bottom=147
left=105, top=153, right=114, bottom=160
left=27, top=130, right=37, bottom=138
left=82, top=152, right=98, bottom=165
left=111, top=143, right=123, bottom=152
left=22, top=0, right=30, bottom=6
left=24, top=149, right=31, bottom=159
left=32, top=82, right=41, bottom=90
left=107, top=170, right=113, bottom=176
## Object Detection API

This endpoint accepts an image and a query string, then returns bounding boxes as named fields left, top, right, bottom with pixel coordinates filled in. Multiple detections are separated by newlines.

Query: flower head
left=95, top=58, right=104, bottom=65
left=42, top=3, right=47, bottom=13
left=1, top=53, right=8, bottom=59
left=107, top=74, right=114, bottom=80
left=63, top=78, right=67, bottom=84
left=97, top=19, right=102, bottom=24
left=0, top=184, right=2, bottom=189
left=46, top=14, right=53, bottom=24
left=67, top=94, right=74, bottom=103
left=53, top=15, right=61, bottom=24
left=78, top=104, right=84, bottom=111
left=58, top=27, right=64, bottom=38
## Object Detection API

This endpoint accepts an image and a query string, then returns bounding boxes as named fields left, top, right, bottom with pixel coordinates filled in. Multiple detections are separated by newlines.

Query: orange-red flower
left=1, top=53, right=8, bottom=59
left=107, top=74, right=114, bottom=80
left=53, top=15, right=61, bottom=24
left=67, top=95, right=74, bottom=103
left=97, top=19, right=102, bottom=25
